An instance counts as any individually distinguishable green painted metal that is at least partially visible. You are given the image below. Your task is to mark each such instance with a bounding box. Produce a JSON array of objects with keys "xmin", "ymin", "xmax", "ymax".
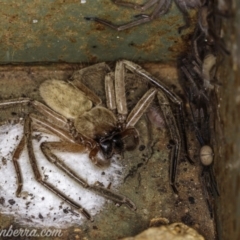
[{"xmin": 0, "ymin": 0, "xmax": 195, "ymax": 63}]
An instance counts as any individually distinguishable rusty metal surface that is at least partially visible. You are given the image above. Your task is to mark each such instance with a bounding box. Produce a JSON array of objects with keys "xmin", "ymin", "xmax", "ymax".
[{"xmin": 0, "ymin": 0, "xmax": 195, "ymax": 63}]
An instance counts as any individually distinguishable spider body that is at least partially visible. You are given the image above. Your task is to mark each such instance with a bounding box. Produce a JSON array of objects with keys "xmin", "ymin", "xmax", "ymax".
[
  {"xmin": 40, "ymin": 79, "xmax": 123, "ymax": 163},
  {"xmin": 0, "ymin": 60, "xmax": 190, "ymax": 220}
]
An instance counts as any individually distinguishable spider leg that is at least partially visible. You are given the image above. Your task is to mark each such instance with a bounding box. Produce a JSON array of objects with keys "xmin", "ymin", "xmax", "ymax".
[
  {"xmin": 188, "ymin": 101, "xmax": 219, "ymax": 217},
  {"xmin": 91, "ymin": 182, "xmax": 136, "ymax": 210},
  {"xmin": 114, "ymin": 61, "xmax": 128, "ymax": 121},
  {"xmin": 176, "ymin": 8, "xmax": 190, "ymax": 33},
  {"xmin": 134, "ymin": 0, "xmax": 172, "ymax": 18},
  {"xmin": 189, "ymin": 103, "xmax": 205, "ymax": 146},
  {"xmin": 112, "ymin": 0, "xmax": 159, "ymax": 11},
  {"xmin": 192, "ymin": 30, "xmax": 204, "ymax": 65},
  {"xmin": 126, "ymin": 88, "xmax": 157, "ymax": 128},
  {"xmin": 116, "ymin": 60, "xmax": 191, "ymax": 193},
  {"xmin": 69, "ymin": 63, "xmax": 112, "ymax": 106},
  {"xmin": 0, "ymin": 98, "xmax": 76, "ymax": 196},
  {"xmin": 181, "ymin": 65, "xmax": 209, "ymax": 102},
  {"xmin": 24, "ymin": 115, "xmax": 92, "ymax": 220},
  {"xmin": 120, "ymin": 60, "xmax": 192, "ymax": 163},
  {"xmin": 41, "ymin": 142, "xmax": 89, "ymax": 188},
  {"xmin": 85, "ymin": 16, "xmax": 152, "ymax": 31},
  {"xmin": 105, "ymin": 72, "xmax": 117, "ymax": 112},
  {"xmin": 201, "ymin": 168, "xmax": 214, "ymax": 218},
  {"xmin": 40, "ymin": 141, "xmax": 136, "ymax": 211},
  {"xmin": 175, "ymin": 0, "xmax": 202, "ymax": 33},
  {"xmin": 0, "ymin": 98, "xmax": 71, "ymax": 131},
  {"xmin": 157, "ymin": 90, "xmax": 181, "ymax": 194},
  {"xmin": 114, "ymin": 61, "xmax": 158, "ymax": 146},
  {"xmin": 12, "ymin": 136, "xmax": 25, "ymax": 197},
  {"xmin": 85, "ymin": 0, "xmax": 169, "ymax": 31},
  {"xmin": 208, "ymin": 166, "xmax": 220, "ymax": 196}
]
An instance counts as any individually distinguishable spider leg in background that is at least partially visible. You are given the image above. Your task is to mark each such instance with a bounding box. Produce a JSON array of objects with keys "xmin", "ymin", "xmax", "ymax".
[
  {"xmin": 112, "ymin": 0, "xmax": 159, "ymax": 11},
  {"xmin": 189, "ymin": 102, "xmax": 220, "ymax": 218},
  {"xmin": 156, "ymin": 90, "xmax": 181, "ymax": 194},
  {"xmin": 85, "ymin": 0, "xmax": 201, "ymax": 32},
  {"xmin": 201, "ymin": 165, "xmax": 220, "ymax": 218},
  {"xmin": 200, "ymin": 168, "xmax": 214, "ymax": 218},
  {"xmin": 180, "ymin": 64, "xmax": 209, "ymax": 102},
  {"xmin": 174, "ymin": 0, "xmax": 190, "ymax": 33},
  {"xmin": 84, "ymin": 0, "xmax": 172, "ymax": 31}
]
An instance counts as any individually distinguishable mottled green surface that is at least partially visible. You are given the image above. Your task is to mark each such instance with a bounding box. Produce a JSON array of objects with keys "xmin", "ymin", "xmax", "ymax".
[{"xmin": 0, "ymin": 0, "xmax": 194, "ymax": 63}]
